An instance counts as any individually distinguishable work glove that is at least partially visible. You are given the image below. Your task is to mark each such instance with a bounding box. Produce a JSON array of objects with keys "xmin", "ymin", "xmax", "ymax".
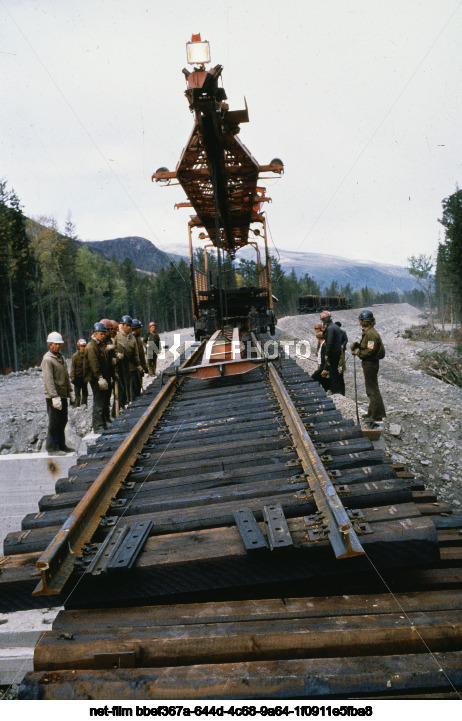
[
  {"xmin": 69, "ymin": 392, "xmax": 76, "ymax": 404},
  {"xmin": 52, "ymin": 397, "xmax": 62, "ymax": 410},
  {"xmin": 137, "ymin": 366, "xmax": 143, "ymax": 374},
  {"xmin": 116, "ymin": 352, "xmax": 124, "ymax": 360},
  {"xmin": 98, "ymin": 377, "xmax": 108, "ymax": 391},
  {"xmin": 350, "ymin": 341, "xmax": 360, "ymax": 351}
]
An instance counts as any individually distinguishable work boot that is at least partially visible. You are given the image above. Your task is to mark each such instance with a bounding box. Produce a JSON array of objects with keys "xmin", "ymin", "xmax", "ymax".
[
  {"xmin": 61, "ymin": 445, "xmax": 75, "ymax": 453},
  {"xmin": 362, "ymin": 417, "xmax": 375, "ymax": 429}
]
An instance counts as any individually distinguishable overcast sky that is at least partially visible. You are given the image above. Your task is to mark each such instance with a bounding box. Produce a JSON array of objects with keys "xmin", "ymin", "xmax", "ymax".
[{"xmin": 1, "ymin": 0, "xmax": 461, "ymax": 267}]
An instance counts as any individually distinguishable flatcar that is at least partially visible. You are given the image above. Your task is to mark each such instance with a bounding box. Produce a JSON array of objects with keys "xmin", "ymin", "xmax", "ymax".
[{"xmin": 297, "ymin": 294, "xmax": 352, "ymax": 314}]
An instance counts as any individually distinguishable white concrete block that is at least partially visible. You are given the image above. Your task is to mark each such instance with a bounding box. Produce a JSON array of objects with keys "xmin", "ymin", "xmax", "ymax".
[
  {"xmin": 0, "ymin": 647, "xmax": 34, "ymax": 685},
  {"xmin": 0, "ymin": 452, "xmax": 76, "ymax": 546},
  {"xmin": 0, "ymin": 607, "xmax": 62, "ymax": 685}
]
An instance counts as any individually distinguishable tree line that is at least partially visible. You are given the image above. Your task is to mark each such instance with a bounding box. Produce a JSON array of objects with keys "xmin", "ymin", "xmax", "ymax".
[
  {"xmin": 0, "ymin": 179, "xmax": 426, "ymax": 373},
  {"xmin": 435, "ymin": 188, "xmax": 462, "ymax": 330},
  {"xmin": 405, "ymin": 188, "xmax": 462, "ymax": 332}
]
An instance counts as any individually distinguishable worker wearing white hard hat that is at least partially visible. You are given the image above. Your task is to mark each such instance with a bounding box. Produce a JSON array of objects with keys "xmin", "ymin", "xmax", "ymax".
[{"xmin": 41, "ymin": 331, "xmax": 75, "ymax": 455}]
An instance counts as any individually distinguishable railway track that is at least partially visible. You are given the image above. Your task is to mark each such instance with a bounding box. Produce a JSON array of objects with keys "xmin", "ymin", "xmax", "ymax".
[{"xmin": 1, "ymin": 336, "xmax": 462, "ymax": 700}]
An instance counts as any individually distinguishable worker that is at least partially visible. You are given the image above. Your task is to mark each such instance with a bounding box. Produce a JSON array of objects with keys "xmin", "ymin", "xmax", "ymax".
[
  {"xmin": 115, "ymin": 315, "xmax": 142, "ymax": 404},
  {"xmin": 106, "ymin": 320, "xmax": 121, "ymax": 417},
  {"xmin": 350, "ymin": 309, "xmax": 386, "ymax": 428},
  {"xmin": 335, "ymin": 321, "xmax": 348, "ymax": 352},
  {"xmin": 335, "ymin": 321, "xmax": 347, "ymax": 396},
  {"xmin": 311, "ymin": 323, "xmax": 330, "ymax": 393},
  {"xmin": 70, "ymin": 338, "xmax": 88, "ymax": 407},
  {"xmin": 84, "ymin": 322, "xmax": 112, "ymax": 433},
  {"xmin": 41, "ymin": 331, "xmax": 75, "ymax": 455},
  {"xmin": 144, "ymin": 321, "xmax": 161, "ymax": 375},
  {"xmin": 100, "ymin": 319, "xmax": 118, "ymax": 424},
  {"xmin": 320, "ymin": 311, "xmax": 344, "ymax": 395},
  {"xmin": 131, "ymin": 319, "xmax": 147, "ymax": 398}
]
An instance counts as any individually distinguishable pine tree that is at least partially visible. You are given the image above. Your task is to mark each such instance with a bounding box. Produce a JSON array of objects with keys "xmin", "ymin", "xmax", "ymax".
[{"xmin": 439, "ymin": 188, "xmax": 462, "ymax": 322}]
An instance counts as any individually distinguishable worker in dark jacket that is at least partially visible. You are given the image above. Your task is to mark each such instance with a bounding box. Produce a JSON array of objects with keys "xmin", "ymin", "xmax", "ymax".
[
  {"xmin": 131, "ymin": 319, "xmax": 147, "ymax": 399},
  {"xmin": 350, "ymin": 309, "xmax": 386, "ymax": 427},
  {"xmin": 84, "ymin": 322, "xmax": 112, "ymax": 433},
  {"xmin": 70, "ymin": 338, "xmax": 88, "ymax": 407},
  {"xmin": 115, "ymin": 315, "xmax": 142, "ymax": 405},
  {"xmin": 335, "ymin": 321, "xmax": 347, "ymax": 396},
  {"xmin": 320, "ymin": 311, "xmax": 344, "ymax": 395},
  {"xmin": 105, "ymin": 320, "xmax": 122, "ymax": 417},
  {"xmin": 100, "ymin": 319, "xmax": 118, "ymax": 423},
  {"xmin": 335, "ymin": 321, "xmax": 348, "ymax": 352},
  {"xmin": 143, "ymin": 321, "xmax": 161, "ymax": 375},
  {"xmin": 311, "ymin": 323, "xmax": 330, "ymax": 393},
  {"xmin": 41, "ymin": 331, "xmax": 75, "ymax": 455}
]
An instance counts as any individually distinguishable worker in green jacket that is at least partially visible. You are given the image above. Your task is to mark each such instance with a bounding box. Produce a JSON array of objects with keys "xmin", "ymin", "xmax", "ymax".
[{"xmin": 350, "ymin": 309, "xmax": 386, "ymax": 428}]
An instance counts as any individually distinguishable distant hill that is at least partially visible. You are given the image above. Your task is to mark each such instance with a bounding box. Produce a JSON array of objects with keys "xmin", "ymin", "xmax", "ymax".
[
  {"xmin": 83, "ymin": 236, "xmax": 183, "ymax": 273},
  {"xmin": 164, "ymin": 242, "xmax": 419, "ymax": 294},
  {"xmin": 27, "ymin": 220, "xmax": 419, "ymax": 293},
  {"xmin": 266, "ymin": 247, "xmax": 419, "ymax": 294}
]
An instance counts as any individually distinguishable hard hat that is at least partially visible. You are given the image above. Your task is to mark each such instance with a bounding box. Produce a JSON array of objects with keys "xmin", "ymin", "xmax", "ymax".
[
  {"xmin": 358, "ymin": 309, "xmax": 375, "ymax": 322},
  {"xmin": 132, "ymin": 318, "xmax": 142, "ymax": 329},
  {"xmin": 93, "ymin": 322, "xmax": 108, "ymax": 332},
  {"xmin": 77, "ymin": 338, "xmax": 87, "ymax": 346},
  {"xmin": 109, "ymin": 320, "xmax": 118, "ymax": 330},
  {"xmin": 149, "ymin": 320, "xmax": 156, "ymax": 326},
  {"xmin": 100, "ymin": 318, "xmax": 112, "ymax": 327},
  {"xmin": 121, "ymin": 315, "xmax": 133, "ymax": 325},
  {"xmin": 47, "ymin": 332, "xmax": 64, "ymax": 344},
  {"xmin": 320, "ymin": 311, "xmax": 331, "ymax": 320}
]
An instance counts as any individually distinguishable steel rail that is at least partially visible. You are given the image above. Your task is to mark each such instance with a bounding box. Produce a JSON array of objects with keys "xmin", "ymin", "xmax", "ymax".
[
  {"xmin": 251, "ymin": 333, "xmax": 364, "ymax": 559},
  {"xmin": 33, "ymin": 342, "xmax": 206, "ymax": 596}
]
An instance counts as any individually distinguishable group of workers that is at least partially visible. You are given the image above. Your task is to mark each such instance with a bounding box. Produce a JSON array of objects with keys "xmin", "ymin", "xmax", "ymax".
[
  {"xmin": 41, "ymin": 307, "xmax": 386, "ymax": 455},
  {"xmin": 311, "ymin": 308, "xmax": 386, "ymax": 429},
  {"xmin": 41, "ymin": 316, "xmax": 160, "ymax": 455}
]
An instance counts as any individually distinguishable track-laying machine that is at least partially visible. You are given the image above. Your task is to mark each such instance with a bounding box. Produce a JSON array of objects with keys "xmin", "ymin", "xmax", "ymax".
[{"xmin": 153, "ymin": 34, "xmax": 283, "ymax": 377}]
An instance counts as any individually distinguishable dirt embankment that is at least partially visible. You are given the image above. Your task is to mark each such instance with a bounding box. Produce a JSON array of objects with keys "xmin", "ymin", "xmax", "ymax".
[{"xmin": 0, "ymin": 307, "xmax": 461, "ymax": 508}]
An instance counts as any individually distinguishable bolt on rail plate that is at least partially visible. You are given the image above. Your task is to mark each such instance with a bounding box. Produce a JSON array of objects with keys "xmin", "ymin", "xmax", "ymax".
[
  {"xmin": 233, "ymin": 509, "xmax": 269, "ymax": 552},
  {"xmin": 263, "ymin": 503, "xmax": 293, "ymax": 550},
  {"xmin": 83, "ymin": 520, "xmax": 153, "ymax": 575}
]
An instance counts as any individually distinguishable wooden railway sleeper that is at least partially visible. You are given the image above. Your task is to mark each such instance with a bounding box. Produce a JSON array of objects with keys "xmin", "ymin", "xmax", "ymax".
[{"xmin": 251, "ymin": 336, "xmax": 365, "ymax": 560}]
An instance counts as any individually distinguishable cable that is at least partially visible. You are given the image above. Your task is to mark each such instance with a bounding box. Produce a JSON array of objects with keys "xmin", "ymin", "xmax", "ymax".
[
  {"xmin": 362, "ymin": 547, "xmax": 462, "ymax": 699},
  {"xmin": 2, "ymin": 2, "xmax": 187, "ymax": 282},
  {"xmin": 295, "ymin": 0, "xmax": 462, "ymax": 252}
]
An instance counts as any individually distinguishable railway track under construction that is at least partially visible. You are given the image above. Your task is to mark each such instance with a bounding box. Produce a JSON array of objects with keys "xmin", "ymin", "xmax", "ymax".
[{"xmin": 1, "ymin": 336, "xmax": 462, "ymax": 700}]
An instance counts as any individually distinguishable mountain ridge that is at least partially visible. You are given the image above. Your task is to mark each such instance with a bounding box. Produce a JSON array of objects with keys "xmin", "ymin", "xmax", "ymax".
[
  {"xmin": 163, "ymin": 241, "xmax": 419, "ymax": 293},
  {"xmin": 81, "ymin": 235, "xmax": 418, "ymax": 293}
]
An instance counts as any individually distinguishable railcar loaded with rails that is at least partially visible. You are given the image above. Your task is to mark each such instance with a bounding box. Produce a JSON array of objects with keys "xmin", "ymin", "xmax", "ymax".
[
  {"xmin": 297, "ymin": 295, "xmax": 352, "ymax": 314},
  {"xmin": 1, "ymin": 36, "xmax": 462, "ymax": 701}
]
